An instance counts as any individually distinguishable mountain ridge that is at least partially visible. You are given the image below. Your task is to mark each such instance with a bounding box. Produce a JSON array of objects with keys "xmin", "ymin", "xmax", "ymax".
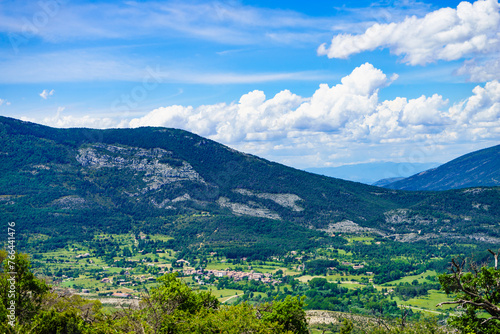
[
  {"xmin": 1, "ymin": 116, "xmax": 499, "ymax": 255},
  {"xmin": 385, "ymin": 144, "xmax": 500, "ymax": 191}
]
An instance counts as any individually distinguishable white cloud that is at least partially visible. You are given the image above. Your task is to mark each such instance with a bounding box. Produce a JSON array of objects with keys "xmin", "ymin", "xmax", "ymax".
[
  {"xmin": 0, "ymin": 0, "xmax": 436, "ymax": 50},
  {"xmin": 127, "ymin": 63, "xmax": 500, "ymax": 166},
  {"xmin": 22, "ymin": 109, "xmax": 123, "ymax": 129},
  {"xmin": 400, "ymin": 94, "xmax": 449, "ymax": 125},
  {"xmin": 0, "ymin": 1, "xmax": 333, "ymax": 46},
  {"xmin": 170, "ymin": 71, "xmax": 330, "ymax": 85},
  {"xmin": 33, "ymin": 64, "xmax": 500, "ymax": 168},
  {"xmin": 318, "ymin": 0, "xmax": 500, "ymax": 66},
  {"xmin": 456, "ymin": 57, "xmax": 500, "ymax": 81},
  {"xmin": 287, "ymin": 63, "xmax": 389, "ymax": 131},
  {"xmin": 0, "ymin": 50, "xmax": 331, "ymax": 84},
  {"xmin": 0, "ymin": 98, "xmax": 10, "ymax": 106},
  {"xmin": 40, "ymin": 89, "xmax": 54, "ymax": 99},
  {"xmin": 129, "ymin": 63, "xmax": 388, "ymax": 139},
  {"xmin": 129, "ymin": 89, "xmax": 306, "ymax": 143},
  {"xmin": 460, "ymin": 80, "xmax": 500, "ymax": 125}
]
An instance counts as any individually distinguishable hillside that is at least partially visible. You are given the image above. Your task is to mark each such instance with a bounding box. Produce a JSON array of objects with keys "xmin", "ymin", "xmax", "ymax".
[
  {"xmin": 385, "ymin": 144, "xmax": 500, "ymax": 191},
  {"xmin": 372, "ymin": 177, "xmax": 405, "ymax": 187},
  {"xmin": 1, "ymin": 116, "xmax": 499, "ymax": 256}
]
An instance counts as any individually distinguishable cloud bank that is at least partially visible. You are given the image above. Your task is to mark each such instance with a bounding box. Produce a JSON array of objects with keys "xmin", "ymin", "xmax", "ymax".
[
  {"xmin": 318, "ymin": 0, "xmax": 500, "ymax": 69},
  {"xmin": 128, "ymin": 63, "xmax": 499, "ymax": 146},
  {"xmin": 31, "ymin": 63, "xmax": 499, "ymax": 166}
]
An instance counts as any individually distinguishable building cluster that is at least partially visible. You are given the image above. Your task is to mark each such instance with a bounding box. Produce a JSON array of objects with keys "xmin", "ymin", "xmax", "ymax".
[
  {"xmin": 342, "ymin": 261, "xmax": 365, "ymax": 269},
  {"xmin": 184, "ymin": 268, "xmax": 279, "ymax": 284}
]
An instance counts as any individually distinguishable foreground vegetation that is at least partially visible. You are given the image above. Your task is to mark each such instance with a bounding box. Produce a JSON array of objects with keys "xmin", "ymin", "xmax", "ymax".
[
  {"xmin": 1, "ymin": 250, "xmax": 499, "ymax": 333},
  {"xmin": 0, "ymin": 252, "xmax": 309, "ymax": 333}
]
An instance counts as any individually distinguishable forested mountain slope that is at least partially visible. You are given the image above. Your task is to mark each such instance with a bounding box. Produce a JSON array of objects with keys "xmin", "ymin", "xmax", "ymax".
[
  {"xmin": 1, "ymin": 116, "xmax": 499, "ymax": 255},
  {"xmin": 385, "ymin": 144, "xmax": 500, "ymax": 191}
]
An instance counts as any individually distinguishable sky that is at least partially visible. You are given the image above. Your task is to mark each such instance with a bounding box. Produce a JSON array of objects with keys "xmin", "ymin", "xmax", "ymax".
[{"xmin": 0, "ymin": 0, "xmax": 499, "ymax": 172}]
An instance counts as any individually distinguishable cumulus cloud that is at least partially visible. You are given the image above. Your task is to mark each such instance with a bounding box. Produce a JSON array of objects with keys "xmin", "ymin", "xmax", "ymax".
[
  {"xmin": 40, "ymin": 89, "xmax": 55, "ymax": 99},
  {"xmin": 129, "ymin": 89, "xmax": 306, "ymax": 143},
  {"xmin": 129, "ymin": 63, "xmax": 388, "ymax": 140},
  {"xmin": 35, "ymin": 63, "xmax": 500, "ymax": 167},
  {"xmin": 400, "ymin": 94, "xmax": 449, "ymax": 125},
  {"xmin": 0, "ymin": 98, "xmax": 10, "ymax": 106},
  {"xmin": 127, "ymin": 63, "xmax": 500, "ymax": 166},
  {"xmin": 456, "ymin": 57, "xmax": 500, "ymax": 81},
  {"xmin": 318, "ymin": 0, "xmax": 500, "ymax": 66},
  {"xmin": 458, "ymin": 80, "xmax": 500, "ymax": 125}
]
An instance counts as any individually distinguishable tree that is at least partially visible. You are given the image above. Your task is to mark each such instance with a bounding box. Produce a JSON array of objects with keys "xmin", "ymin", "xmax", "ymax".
[
  {"xmin": 142, "ymin": 273, "xmax": 308, "ymax": 333},
  {"xmin": 141, "ymin": 272, "xmax": 220, "ymax": 333},
  {"xmin": 339, "ymin": 319, "xmax": 354, "ymax": 334},
  {"xmin": 259, "ymin": 296, "xmax": 309, "ymax": 334},
  {"xmin": 0, "ymin": 257, "xmax": 309, "ymax": 334},
  {"xmin": 438, "ymin": 251, "xmax": 500, "ymax": 333},
  {"xmin": 0, "ymin": 251, "xmax": 50, "ymax": 328}
]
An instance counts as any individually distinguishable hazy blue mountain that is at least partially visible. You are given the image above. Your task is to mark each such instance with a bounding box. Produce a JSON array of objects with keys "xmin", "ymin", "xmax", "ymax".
[
  {"xmin": 385, "ymin": 145, "xmax": 500, "ymax": 191},
  {"xmin": 372, "ymin": 177, "xmax": 405, "ymax": 187},
  {"xmin": 305, "ymin": 162, "xmax": 439, "ymax": 185}
]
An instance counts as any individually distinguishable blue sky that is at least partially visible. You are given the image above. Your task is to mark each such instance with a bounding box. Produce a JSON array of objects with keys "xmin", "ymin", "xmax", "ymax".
[{"xmin": 0, "ymin": 0, "xmax": 499, "ymax": 171}]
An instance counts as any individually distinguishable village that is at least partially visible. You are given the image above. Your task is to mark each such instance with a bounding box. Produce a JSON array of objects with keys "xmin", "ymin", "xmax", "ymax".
[{"xmin": 183, "ymin": 267, "xmax": 279, "ymax": 285}]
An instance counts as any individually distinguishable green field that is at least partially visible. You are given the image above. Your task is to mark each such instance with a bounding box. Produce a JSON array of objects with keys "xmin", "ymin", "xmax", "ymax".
[
  {"xmin": 326, "ymin": 273, "xmax": 373, "ymax": 282},
  {"xmin": 394, "ymin": 290, "xmax": 455, "ymax": 312},
  {"xmin": 383, "ymin": 270, "xmax": 438, "ymax": 286},
  {"xmin": 347, "ymin": 236, "xmax": 375, "ymax": 244},
  {"xmin": 339, "ymin": 282, "xmax": 367, "ymax": 290},
  {"xmin": 216, "ymin": 289, "xmax": 244, "ymax": 303}
]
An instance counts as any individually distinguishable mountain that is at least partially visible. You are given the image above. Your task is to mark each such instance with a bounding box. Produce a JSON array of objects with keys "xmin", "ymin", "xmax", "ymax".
[
  {"xmin": 1, "ymin": 116, "xmax": 499, "ymax": 256},
  {"xmin": 372, "ymin": 177, "xmax": 405, "ymax": 187},
  {"xmin": 305, "ymin": 162, "xmax": 439, "ymax": 185},
  {"xmin": 385, "ymin": 145, "xmax": 500, "ymax": 191}
]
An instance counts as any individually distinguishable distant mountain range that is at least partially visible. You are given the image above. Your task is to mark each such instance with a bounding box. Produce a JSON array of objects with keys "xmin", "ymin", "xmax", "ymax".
[
  {"xmin": 384, "ymin": 145, "xmax": 500, "ymax": 191},
  {"xmin": 1, "ymin": 116, "xmax": 499, "ymax": 255},
  {"xmin": 372, "ymin": 177, "xmax": 405, "ymax": 187},
  {"xmin": 305, "ymin": 162, "xmax": 439, "ymax": 185}
]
